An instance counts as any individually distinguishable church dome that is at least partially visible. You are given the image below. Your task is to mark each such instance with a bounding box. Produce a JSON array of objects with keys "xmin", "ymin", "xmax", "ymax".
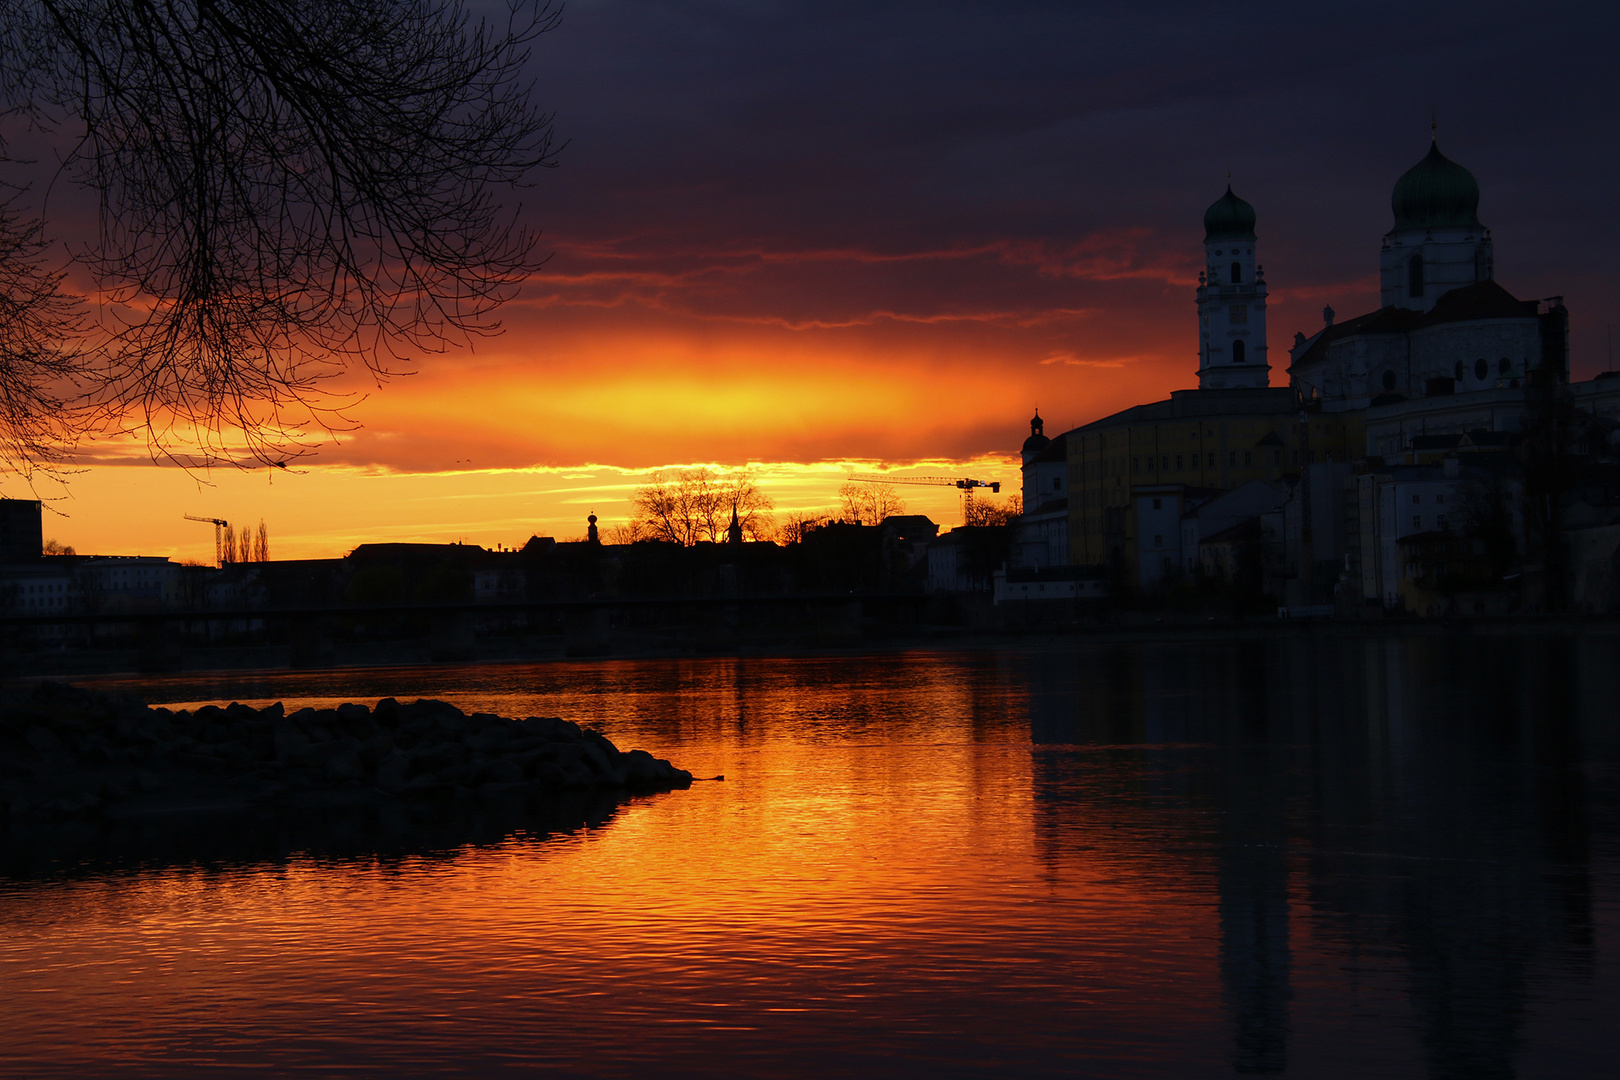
[
  {"xmin": 1203, "ymin": 186, "xmax": 1256, "ymax": 241},
  {"xmin": 1022, "ymin": 411, "xmax": 1049, "ymax": 455},
  {"xmin": 1391, "ymin": 141, "xmax": 1482, "ymax": 232}
]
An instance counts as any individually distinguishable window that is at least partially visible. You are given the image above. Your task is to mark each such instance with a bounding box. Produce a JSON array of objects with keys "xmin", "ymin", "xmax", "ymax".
[
  {"xmin": 1229, "ymin": 451, "xmax": 1236, "ymax": 466},
  {"xmin": 1053, "ymin": 478, "xmax": 1061, "ymax": 491},
  {"xmin": 1499, "ymin": 357, "xmax": 1511, "ymax": 375},
  {"xmin": 1272, "ymin": 450, "xmax": 1281, "ymax": 464},
  {"xmin": 1153, "ymin": 535, "xmax": 1163, "ymax": 547},
  {"xmin": 1412, "ymin": 494, "xmax": 1421, "ymax": 504},
  {"xmin": 1230, "ymin": 261, "xmax": 1242, "ymax": 283},
  {"xmin": 1475, "ymin": 357, "xmax": 1488, "ymax": 380},
  {"xmin": 1244, "ymin": 450, "xmax": 1253, "ymax": 465},
  {"xmin": 1229, "ymin": 305, "xmax": 1248, "ymax": 325},
  {"xmin": 1454, "ymin": 360, "xmax": 1463, "ymax": 380},
  {"xmin": 1409, "ymin": 252, "xmax": 1424, "ymax": 298},
  {"xmin": 1162, "ymin": 456, "xmax": 1169, "ymax": 469},
  {"xmin": 1175, "ymin": 455, "xmax": 1183, "ymax": 470},
  {"xmin": 1208, "ymin": 453, "xmax": 1216, "ymax": 467},
  {"xmin": 1381, "ymin": 369, "xmax": 1397, "ymax": 392},
  {"xmin": 1152, "ymin": 498, "xmax": 1162, "ymax": 510},
  {"xmin": 1233, "ymin": 340, "xmax": 1246, "ymax": 363},
  {"xmin": 1438, "ymin": 515, "xmax": 1449, "ymax": 531},
  {"xmin": 1413, "ymin": 516, "xmax": 1421, "ymax": 530},
  {"xmin": 1132, "ymin": 457, "xmax": 1139, "ymax": 472},
  {"xmin": 1436, "ymin": 494, "xmax": 1445, "ymax": 504}
]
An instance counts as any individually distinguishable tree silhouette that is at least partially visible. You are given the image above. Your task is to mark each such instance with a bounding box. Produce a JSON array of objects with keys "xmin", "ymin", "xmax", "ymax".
[
  {"xmin": 632, "ymin": 468, "xmax": 774, "ymax": 546},
  {"xmin": 837, "ymin": 481, "xmax": 905, "ymax": 525},
  {"xmin": 965, "ymin": 493, "xmax": 1021, "ymax": 527},
  {"xmin": 0, "ymin": 0, "xmax": 558, "ymax": 472}
]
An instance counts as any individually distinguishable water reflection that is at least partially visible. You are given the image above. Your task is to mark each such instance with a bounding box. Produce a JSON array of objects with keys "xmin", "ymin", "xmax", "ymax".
[
  {"xmin": 4, "ymin": 636, "xmax": 1615, "ymax": 1077},
  {"xmin": 1011, "ymin": 634, "xmax": 1611, "ymax": 1078}
]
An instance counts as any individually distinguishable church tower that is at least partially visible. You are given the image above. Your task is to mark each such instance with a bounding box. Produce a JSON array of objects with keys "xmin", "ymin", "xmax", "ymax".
[
  {"xmin": 1379, "ymin": 137, "xmax": 1492, "ymax": 312},
  {"xmin": 1196, "ymin": 186, "xmax": 1269, "ymax": 390}
]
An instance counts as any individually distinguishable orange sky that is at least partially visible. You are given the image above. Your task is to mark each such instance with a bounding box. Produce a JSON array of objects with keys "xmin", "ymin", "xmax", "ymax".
[{"xmin": 17, "ymin": 3, "xmax": 1618, "ymax": 562}]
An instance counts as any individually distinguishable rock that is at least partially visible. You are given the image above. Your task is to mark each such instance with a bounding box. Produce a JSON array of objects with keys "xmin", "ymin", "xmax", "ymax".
[
  {"xmin": 0, "ymin": 682, "xmax": 693, "ymax": 819},
  {"xmin": 376, "ymin": 750, "xmax": 410, "ymax": 793},
  {"xmin": 23, "ymin": 726, "xmax": 65, "ymax": 755},
  {"xmin": 335, "ymin": 703, "xmax": 377, "ymax": 740},
  {"xmin": 410, "ymin": 741, "xmax": 466, "ymax": 777},
  {"xmin": 529, "ymin": 760, "xmax": 567, "ymax": 789},
  {"xmin": 374, "ymin": 698, "xmax": 402, "ymax": 727},
  {"xmin": 583, "ymin": 728, "xmax": 621, "ymax": 757},
  {"xmin": 273, "ymin": 722, "xmax": 309, "ymax": 762},
  {"xmin": 325, "ymin": 751, "xmax": 365, "ymax": 783},
  {"xmin": 357, "ymin": 734, "xmax": 396, "ymax": 769},
  {"xmin": 577, "ymin": 741, "xmax": 614, "ymax": 778},
  {"xmin": 487, "ymin": 757, "xmax": 524, "ymax": 785}
]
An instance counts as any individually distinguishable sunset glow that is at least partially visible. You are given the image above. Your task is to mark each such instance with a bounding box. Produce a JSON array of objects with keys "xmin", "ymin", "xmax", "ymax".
[{"xmin": 14, "ymin": 0, "xmax": 1618, "ymax": 565}]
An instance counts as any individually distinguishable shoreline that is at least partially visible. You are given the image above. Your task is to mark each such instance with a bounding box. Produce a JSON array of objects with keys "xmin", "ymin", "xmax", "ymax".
[{"xmin": 6, "ymin": 610, "xmax": 1620, "ymax": 685}]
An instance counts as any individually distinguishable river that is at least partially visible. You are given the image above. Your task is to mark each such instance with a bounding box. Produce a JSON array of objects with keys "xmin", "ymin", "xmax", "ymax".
[{"xmin": 2, "ymin": 633, "xmax": 1615, "ymax": 1077}]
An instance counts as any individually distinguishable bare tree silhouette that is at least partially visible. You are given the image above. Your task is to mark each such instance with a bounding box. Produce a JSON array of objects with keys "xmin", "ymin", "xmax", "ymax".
[
  {"xmin": 0, "ymin": 0, "xmax": 558, "ymax": 471},
  {"xmin": 837, "ymin": 481, "xmax": 905, "ymax": 525},
  {"xmin": 632, "ymin": 468, "xmax": 774, "ymax": 546}
]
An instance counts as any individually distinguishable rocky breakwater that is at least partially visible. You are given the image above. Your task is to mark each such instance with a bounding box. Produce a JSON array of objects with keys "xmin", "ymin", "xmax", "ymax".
[{"xmin": 1, "ymin": 681, "xmax": 692, "ymax": 822}]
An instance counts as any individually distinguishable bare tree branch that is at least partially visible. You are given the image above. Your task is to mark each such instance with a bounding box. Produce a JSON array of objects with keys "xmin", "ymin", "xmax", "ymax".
[{"xmin": 0, "ymin": 0, "xmax": 558, "ymax": 469}]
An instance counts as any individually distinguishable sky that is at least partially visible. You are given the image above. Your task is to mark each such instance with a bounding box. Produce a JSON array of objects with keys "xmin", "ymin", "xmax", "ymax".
[{"xmin": 23, "ymin": 0, "xmax": 1620, "ymax": 561}]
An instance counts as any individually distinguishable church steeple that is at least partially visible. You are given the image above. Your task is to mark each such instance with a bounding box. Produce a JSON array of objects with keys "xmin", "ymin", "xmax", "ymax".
[
  {"xmin": 1379, "ymin": 138, "xmax": 1492, "ymax": 311},
  {"xmin": 1196, "ymin": 185, "xmax": 1269, "ymax": 390},
  {"xmin": 1021, "ymin": 409, "xmax": 1051, "ymax": 465}
]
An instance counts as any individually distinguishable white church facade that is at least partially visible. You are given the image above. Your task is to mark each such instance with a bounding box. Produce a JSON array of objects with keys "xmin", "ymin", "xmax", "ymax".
[{"xmin": 1014, "ymin": 135, "xmax": 1620, "ymax": 611}]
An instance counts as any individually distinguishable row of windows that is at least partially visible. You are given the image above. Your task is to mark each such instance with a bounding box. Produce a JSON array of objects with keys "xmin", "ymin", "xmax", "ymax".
[
  {"xmin": 1381, "ymin": 357, "xmax": 1520, "ymax": 391},
  {"xmin": 1456, "ymin": 358, "xmax": 1516, "ymax": 380},
  {"xmin": 1127, "ymin": 450, "xmax": 1269, "ymax": 472}
]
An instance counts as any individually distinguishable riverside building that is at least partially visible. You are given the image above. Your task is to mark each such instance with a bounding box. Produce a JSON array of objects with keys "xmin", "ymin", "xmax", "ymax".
[{"xmin": 1026, "ymin": 136, "xmax": 1620, "ymax": 610}]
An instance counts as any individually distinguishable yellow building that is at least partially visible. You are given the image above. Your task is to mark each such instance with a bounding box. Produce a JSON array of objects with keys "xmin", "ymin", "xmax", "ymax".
[{"xmin": 1067, "ymin": 387, "xmax": 1363, "ymax": 585}]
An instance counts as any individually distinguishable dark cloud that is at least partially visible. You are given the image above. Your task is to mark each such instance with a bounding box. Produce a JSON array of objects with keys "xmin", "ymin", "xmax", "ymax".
[{"xmin": 522, "ymin": 1, "xmax": 1620, "ymax": 381}]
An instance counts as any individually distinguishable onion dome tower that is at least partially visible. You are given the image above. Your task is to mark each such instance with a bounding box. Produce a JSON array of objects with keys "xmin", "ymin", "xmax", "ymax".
[
  {"xmin": 1195, "ymin": 185, "xmax": 1269, "ymax": 390},
  {"xmin": 1380, "ymin": 136, "xmax": 1492, "ymax": 311},
  {"xmin": 1021, "ymin": 410, "xmax": 1050, "ymax": 465}
]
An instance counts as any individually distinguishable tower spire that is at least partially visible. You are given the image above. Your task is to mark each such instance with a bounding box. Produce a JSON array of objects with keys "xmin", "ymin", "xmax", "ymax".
[{"xmin": 1197, "ymin": 185, "xmax": 1269, "ymax": 390}]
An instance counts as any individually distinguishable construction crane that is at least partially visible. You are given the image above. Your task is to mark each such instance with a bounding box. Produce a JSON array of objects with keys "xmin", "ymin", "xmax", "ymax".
[
  {"xmin": 183, "ymin": 514, "xmax": 229, "ymax": 567},
  {"xmin": 846, "ymin": 473, "xmax": 1003, "ymax": 524}
]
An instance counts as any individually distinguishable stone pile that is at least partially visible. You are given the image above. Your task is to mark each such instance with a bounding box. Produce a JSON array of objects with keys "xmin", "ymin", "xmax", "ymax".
[{"xmin": 0, "ymin": 682, "xmax": 692, "ymax": 821}]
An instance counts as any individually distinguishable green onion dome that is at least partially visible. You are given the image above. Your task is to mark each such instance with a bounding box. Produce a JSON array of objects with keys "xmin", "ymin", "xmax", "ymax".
[
  {"xmin": 1203, "ymin": 186, "xmax": 1257, "ymax": 241},
  {"xmin": 1391, "ymin": 141, "xmax": 1482, "ymax": 232}
]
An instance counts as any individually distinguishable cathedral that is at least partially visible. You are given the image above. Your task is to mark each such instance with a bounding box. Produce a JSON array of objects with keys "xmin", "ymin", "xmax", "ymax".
[{"xmin": 1010, "ymin": 135, "xmax": 1620, "ymax": 609}]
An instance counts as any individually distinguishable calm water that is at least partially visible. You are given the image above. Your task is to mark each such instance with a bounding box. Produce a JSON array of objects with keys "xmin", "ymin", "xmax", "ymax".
[{"xmin": 2, "ymin": 635, "xmax": 1616, "ymax": 1078}]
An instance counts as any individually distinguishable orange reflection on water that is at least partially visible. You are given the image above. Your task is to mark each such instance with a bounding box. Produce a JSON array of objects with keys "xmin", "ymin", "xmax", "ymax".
[{"xmin": 1, "ymin": 654, "xmax": 1232, "ymax": 1077}]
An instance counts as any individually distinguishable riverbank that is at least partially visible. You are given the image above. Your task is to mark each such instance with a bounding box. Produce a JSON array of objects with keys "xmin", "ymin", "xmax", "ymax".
[
  {"xmin": 0, "ymin": 682, "xmax": 693, "ymax": 831},
  {"xmin": 8, "ymin": 608, "xmax": 1620, "ymax": 682}
]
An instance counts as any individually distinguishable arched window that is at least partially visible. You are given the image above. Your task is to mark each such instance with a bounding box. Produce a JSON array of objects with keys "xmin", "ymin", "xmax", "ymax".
[
  {"xmin": 1230, "ymin": 261, "xmax": 1242, "ymax": 284},
  {"xmin": 1409, "ymin": 253, "xmax": 1425, "ymax": 298},
  {"xmin": 1454, "ymin": 360, "xmax": 1463, "ymax": 380},
  {"xmin": 1475, "ymin": 357, "xmax": 1488, "ymax": 380},
  {"xmin": 1499, "ymin": 357, "xmax": 1511, "ymax": 375},
  {"xmin": 1381, "ymin": 369, "xmax": 1397, "ymax": 392},
  {"xmin": 1233, "ymin": 340, "xmax": 1246, "ymax": 363}
]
